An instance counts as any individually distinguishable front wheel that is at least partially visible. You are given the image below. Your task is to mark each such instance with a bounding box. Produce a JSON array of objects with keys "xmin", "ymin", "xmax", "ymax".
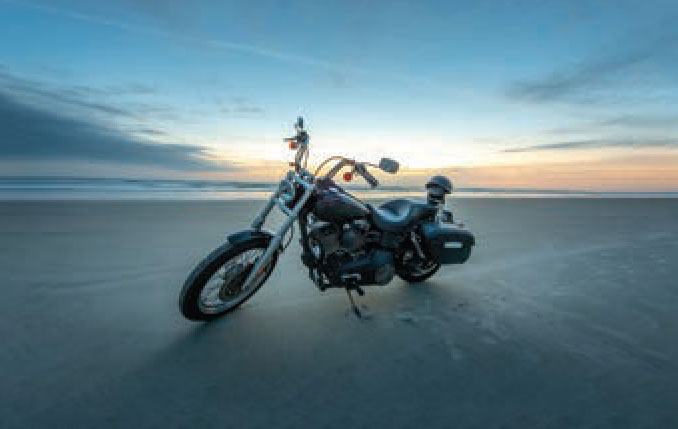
[{"xmin": 179, "ymin": 238, "xmax": 277, "ymax": 321}]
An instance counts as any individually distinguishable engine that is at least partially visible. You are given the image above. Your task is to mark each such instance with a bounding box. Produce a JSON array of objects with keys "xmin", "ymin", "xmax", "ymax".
[{"xmin": 308, "ymin": 219, "xmax": 395, "ymax": 287}]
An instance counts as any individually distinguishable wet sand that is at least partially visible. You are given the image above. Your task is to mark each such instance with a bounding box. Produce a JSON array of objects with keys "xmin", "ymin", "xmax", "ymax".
[{"xmin": 1, "ymin": 198, "xmax": 677, "ymax": 428}]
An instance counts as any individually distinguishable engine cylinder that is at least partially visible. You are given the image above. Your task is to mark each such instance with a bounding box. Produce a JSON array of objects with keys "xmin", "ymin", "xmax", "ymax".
[
  {"xmin": 341, "ymin": 225, "xmax": 364, "ymax": 251},
  {"xmin": 339, "ymin": 249, "xmax": 395, "ymax": 286}
]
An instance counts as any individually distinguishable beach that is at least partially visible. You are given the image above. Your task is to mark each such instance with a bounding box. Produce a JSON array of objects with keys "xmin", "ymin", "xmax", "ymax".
[{"xmin": 1, "ymin": 198, "xmax": 677, "ymax": 428}]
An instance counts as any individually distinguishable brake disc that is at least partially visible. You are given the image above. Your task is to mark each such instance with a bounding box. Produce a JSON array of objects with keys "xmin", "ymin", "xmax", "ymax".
[{"xmin": 218, "ymin": 263, "xmax": 249, "ymax": 300}]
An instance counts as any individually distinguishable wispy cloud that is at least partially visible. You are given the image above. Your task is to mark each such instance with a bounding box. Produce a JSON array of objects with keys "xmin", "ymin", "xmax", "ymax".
[
  {"xmin": 2, "ymin": 0, "xmax": 482, "ymax": 100},
  {"xmin": 136, "ymin": 128, "xmax": 167, "ymax": 136},
  {"xmin": 597, "ymin": 114, "xmax": 678, "ymax": 129},
  {"xmin": 0, "ymin": 68, "xmax": 185, "ymax": 125},
  {"xmin": 504, "ymin": 27, "xmax": 678, "ymax": 156},
  {"xmin": 0, "ymin": 86, "xmax": 233, "ymax": 171},
  {"xmin": 507, "ymin": 30, "xmax": 678, "ymax": 103},
  {"xmin": 0, "ymin": 69, "xmax": 135, "ymax": 117},
  {"xmin": 501, "ymin": 137, "xmax": 678, "ymax": 153},
  {"xmin": 61, "ymin": 83, "xmax": 157, "ymax": 97},
  {"xmin": 447, "ymin": 154, "xmax": 678, "ymax": 191},
  {"xmin": 548, "ymin": 114, "xmax": 678, "ymax": 135},
  {"xmin": 216, "ymin": 97, "xmax": 266, "ymax": 117},
  {"xmin": 232, "ymin": 106, "xmax": 265, "ymax": 115},
  {"xmin": 4, "ymin": 0, "xmax": 364, "ymax": 73}
]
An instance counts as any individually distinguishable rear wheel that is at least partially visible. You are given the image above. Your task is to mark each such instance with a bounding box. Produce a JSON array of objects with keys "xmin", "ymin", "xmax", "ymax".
[
  {"xmin": 396, "ymin": 259, "xmax": 440, "ymax": 283},
  {"xmin": 179, "ymin": 238, "xmax": 277, "ymax": 321}
]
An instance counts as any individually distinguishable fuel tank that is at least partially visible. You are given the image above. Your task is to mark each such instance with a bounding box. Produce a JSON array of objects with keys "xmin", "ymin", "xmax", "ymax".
[{"xmin": 313, "ymin": 178, "xmax": 370, "ymax": 223}]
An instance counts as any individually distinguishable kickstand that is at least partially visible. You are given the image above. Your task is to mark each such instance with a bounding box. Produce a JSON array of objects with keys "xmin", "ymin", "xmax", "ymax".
[{"xmin": 345, "ymin": 288, "xmax": 362, "ymax": 318}]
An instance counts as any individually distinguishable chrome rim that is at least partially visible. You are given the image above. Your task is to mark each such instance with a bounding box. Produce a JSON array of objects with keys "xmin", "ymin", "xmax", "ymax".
[
  {"xmin": 410, "ymin": 260, "xmax": 438, "ymax": 277},
  {"xmin": 198, "ymin": 247, "xmax": 271, "ymax": 314}
]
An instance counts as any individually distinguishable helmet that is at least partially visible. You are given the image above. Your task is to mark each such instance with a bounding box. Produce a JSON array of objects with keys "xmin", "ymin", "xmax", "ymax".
[{"xmin": 425, "ymin": 175, "xmax": 452, "ymax": 194}]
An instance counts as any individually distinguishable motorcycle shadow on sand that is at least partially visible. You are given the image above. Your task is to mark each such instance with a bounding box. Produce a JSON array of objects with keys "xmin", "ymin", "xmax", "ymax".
[
  {"xmin": 166, "ymin": 274, "xmax": 478, "ymax": 361},
  {"xmin": 83, "ymin": 277, "xmax": 498, "ymax": 427}
]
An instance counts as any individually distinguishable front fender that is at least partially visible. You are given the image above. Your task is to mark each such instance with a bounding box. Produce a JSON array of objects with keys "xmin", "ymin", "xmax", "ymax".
[{"xmin": 227, "ymin": 228, "xmax": 276, "ymax": 247}]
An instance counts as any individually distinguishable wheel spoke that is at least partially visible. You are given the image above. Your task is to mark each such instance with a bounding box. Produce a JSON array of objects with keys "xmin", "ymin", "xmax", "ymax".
[{"xmin": 198, "ymin": 247, "xmax": 269, "ymax": 313}]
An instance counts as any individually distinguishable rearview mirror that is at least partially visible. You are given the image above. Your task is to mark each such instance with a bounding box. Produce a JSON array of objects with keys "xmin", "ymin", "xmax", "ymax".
[{"xmin": 379, "ymin": 157, "xmax": 399, "ymax": 174}]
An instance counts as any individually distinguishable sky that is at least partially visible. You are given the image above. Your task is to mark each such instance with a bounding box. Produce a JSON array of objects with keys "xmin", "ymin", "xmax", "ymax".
[{"xmin": 1, "ymin": 0, "xmax": 677, "ymax": 191}]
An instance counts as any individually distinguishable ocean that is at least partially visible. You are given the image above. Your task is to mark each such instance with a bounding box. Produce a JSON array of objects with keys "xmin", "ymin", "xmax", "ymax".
[{"xmin": 0, "ymin": 177, "xmax": 675, "ymax": 200}]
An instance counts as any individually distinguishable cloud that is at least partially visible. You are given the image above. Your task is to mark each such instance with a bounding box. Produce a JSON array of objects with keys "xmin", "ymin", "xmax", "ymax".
[
  {"xmin": 449, "ymin": 154, "xmax": 678, "ymax": 192},
  {"xmin": 6, "ymin": 0, "xmax": 480, "ymax": 100},
  {"xmin": 0, "ymin": 90, "xmax": 233, "ymax": 172},
  {"xmin": 216, "ymin": 97, "xmax": 266, "ymax": 116},
  {"xmin": 597, "ymin": 114, "xmax": 678, "ymax": 129},
  {"xmin": 507, "ymin": 31, "xmax": 678, "ymax": 103},
  {"xmin": 0, "ymin": 69, "xmax": 179, "ymax": 123},
  {"xmin": 2, "ymin": 68, "xmax": 262, "ymax": 123},
  {"xmin": 62, "ymin": 83, "xmax": 157, "ymax": 97},
  {"xmin": 232, "ymin": 105, "xmax": 265, "ymax": 115},
  {"xmin": 548, "ymin": 114, "xmax": 678, "ymax": 135},
  {"xmin": 501, "ymin": 137, "xmax": 678, "ymax": 153},
  {"xmin": 10, "ymin": 0, "xmax": 349, "ymax": 72},
  {"xmin": 136, "ymin": 128, "xmax": 167, "ymax": 136},
  {"xmin": 0, "ymin": 69, "xmax": 140, "ymax": 117},
  {"xmin": 1, "ymin": 74, "xmax": 133, "ymax": 117}
]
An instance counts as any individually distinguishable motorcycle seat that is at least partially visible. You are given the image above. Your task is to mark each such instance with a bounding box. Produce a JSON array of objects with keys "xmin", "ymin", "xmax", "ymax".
[{"xmin": 368, "ymin": 199, "xmax": 437, "ymax": 232}]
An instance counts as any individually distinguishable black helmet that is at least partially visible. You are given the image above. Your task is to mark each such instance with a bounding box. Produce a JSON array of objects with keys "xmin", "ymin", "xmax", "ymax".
[{"xmin": 426, "ymin": 175, "xmax": 452, "ymax": 194}]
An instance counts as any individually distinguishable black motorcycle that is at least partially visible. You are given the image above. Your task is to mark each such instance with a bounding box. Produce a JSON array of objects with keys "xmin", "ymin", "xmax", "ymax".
[{"xmin": 179, "ymin": 117, "xmax": 475, "ymax": 320}]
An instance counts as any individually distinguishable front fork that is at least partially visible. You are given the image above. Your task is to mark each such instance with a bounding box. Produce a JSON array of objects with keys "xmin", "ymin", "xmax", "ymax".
[{"xmin": 240, "ymin": 173, "xmax": 315, "ymax": 290}]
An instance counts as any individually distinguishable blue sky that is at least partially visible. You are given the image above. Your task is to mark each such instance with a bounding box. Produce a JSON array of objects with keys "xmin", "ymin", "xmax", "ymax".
[{"xmin": 1, "ymin": 0, "xmax": 677, "ymax": 190}]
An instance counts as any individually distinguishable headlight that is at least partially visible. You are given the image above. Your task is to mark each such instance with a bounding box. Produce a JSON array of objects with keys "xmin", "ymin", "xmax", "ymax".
[{"xmin": 278, "ymin": 179, "xmax": 295, "ymax": 203}]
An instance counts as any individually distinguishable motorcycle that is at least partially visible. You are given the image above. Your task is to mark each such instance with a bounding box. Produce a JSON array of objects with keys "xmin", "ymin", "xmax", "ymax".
[{"xmin": 179, "ymin": 117, "xmax": 475, "ymax": 320}]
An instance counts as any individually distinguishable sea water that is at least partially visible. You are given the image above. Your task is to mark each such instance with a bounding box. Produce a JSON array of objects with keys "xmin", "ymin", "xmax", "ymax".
[{"xmin": 1, "ymin": 177, "xmax": 675, "ymax": 200}]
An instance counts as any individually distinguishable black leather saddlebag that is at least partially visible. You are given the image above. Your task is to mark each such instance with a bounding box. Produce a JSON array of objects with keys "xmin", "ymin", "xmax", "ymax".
[{"xmin": 420, "ymin": 222, "xmax": 475, "ymax": 264}]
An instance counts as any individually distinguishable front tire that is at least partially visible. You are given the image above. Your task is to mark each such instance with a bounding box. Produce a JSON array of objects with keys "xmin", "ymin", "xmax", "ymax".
[{"xmin": 179, "ymin": 238, "xmax": 277, "ymax": 321}]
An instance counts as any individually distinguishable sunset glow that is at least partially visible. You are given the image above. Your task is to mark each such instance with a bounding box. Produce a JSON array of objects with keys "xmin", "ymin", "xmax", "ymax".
[{"xmin": 1, "ymin": 0, "xmax": 677, "ymax": 191}]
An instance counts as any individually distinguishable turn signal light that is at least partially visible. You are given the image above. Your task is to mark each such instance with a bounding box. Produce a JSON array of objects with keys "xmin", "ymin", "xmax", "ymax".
[{"xmin": 343, "ymin": 172, "xmax": 353, "ymax": 181}]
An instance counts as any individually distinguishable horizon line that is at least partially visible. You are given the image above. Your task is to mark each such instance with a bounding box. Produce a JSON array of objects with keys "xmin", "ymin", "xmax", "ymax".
[{"xmin": 1, "ymin": 176, "xmax": 677, "ymax": 194}]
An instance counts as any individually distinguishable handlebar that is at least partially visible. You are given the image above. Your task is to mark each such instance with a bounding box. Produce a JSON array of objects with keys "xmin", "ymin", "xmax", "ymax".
[
  {"xmin": 284, "ymin": 116, "xmax": 389, "ymax": 188},
  {"xmin": 354, "ymin": 163, "xmax": 379, "ymax": 188},
  {"xmin": 314, "ymin": 157, "xmax": 380, "ymax": 188}
]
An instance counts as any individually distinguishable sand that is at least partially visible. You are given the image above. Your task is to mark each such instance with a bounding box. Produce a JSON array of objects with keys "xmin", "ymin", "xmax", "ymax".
[{"xmin": 1, "ymin": 198, "xmax": 677, "ymax": 428}]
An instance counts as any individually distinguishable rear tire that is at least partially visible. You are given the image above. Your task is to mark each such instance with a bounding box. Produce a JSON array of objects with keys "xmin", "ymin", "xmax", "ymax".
[
  {"xmin": 179, "ymin": 238, "xmax": 277, "ymax": 321},
  {"xmin": 396, "ymin": 261, "xmax": 440, "ymax": 283}
]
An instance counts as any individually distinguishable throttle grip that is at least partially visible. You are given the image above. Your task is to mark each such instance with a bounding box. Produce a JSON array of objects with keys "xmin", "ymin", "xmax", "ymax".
[{"xmin": 356, "ymin": 164, "xmax": 379, "ymax": 188}]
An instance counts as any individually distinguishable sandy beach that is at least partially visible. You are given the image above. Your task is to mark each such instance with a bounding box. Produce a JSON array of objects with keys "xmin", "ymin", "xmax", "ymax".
[{"xmin": 1, "ymin": 198, "xmax": 677, "ymax": 428}]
